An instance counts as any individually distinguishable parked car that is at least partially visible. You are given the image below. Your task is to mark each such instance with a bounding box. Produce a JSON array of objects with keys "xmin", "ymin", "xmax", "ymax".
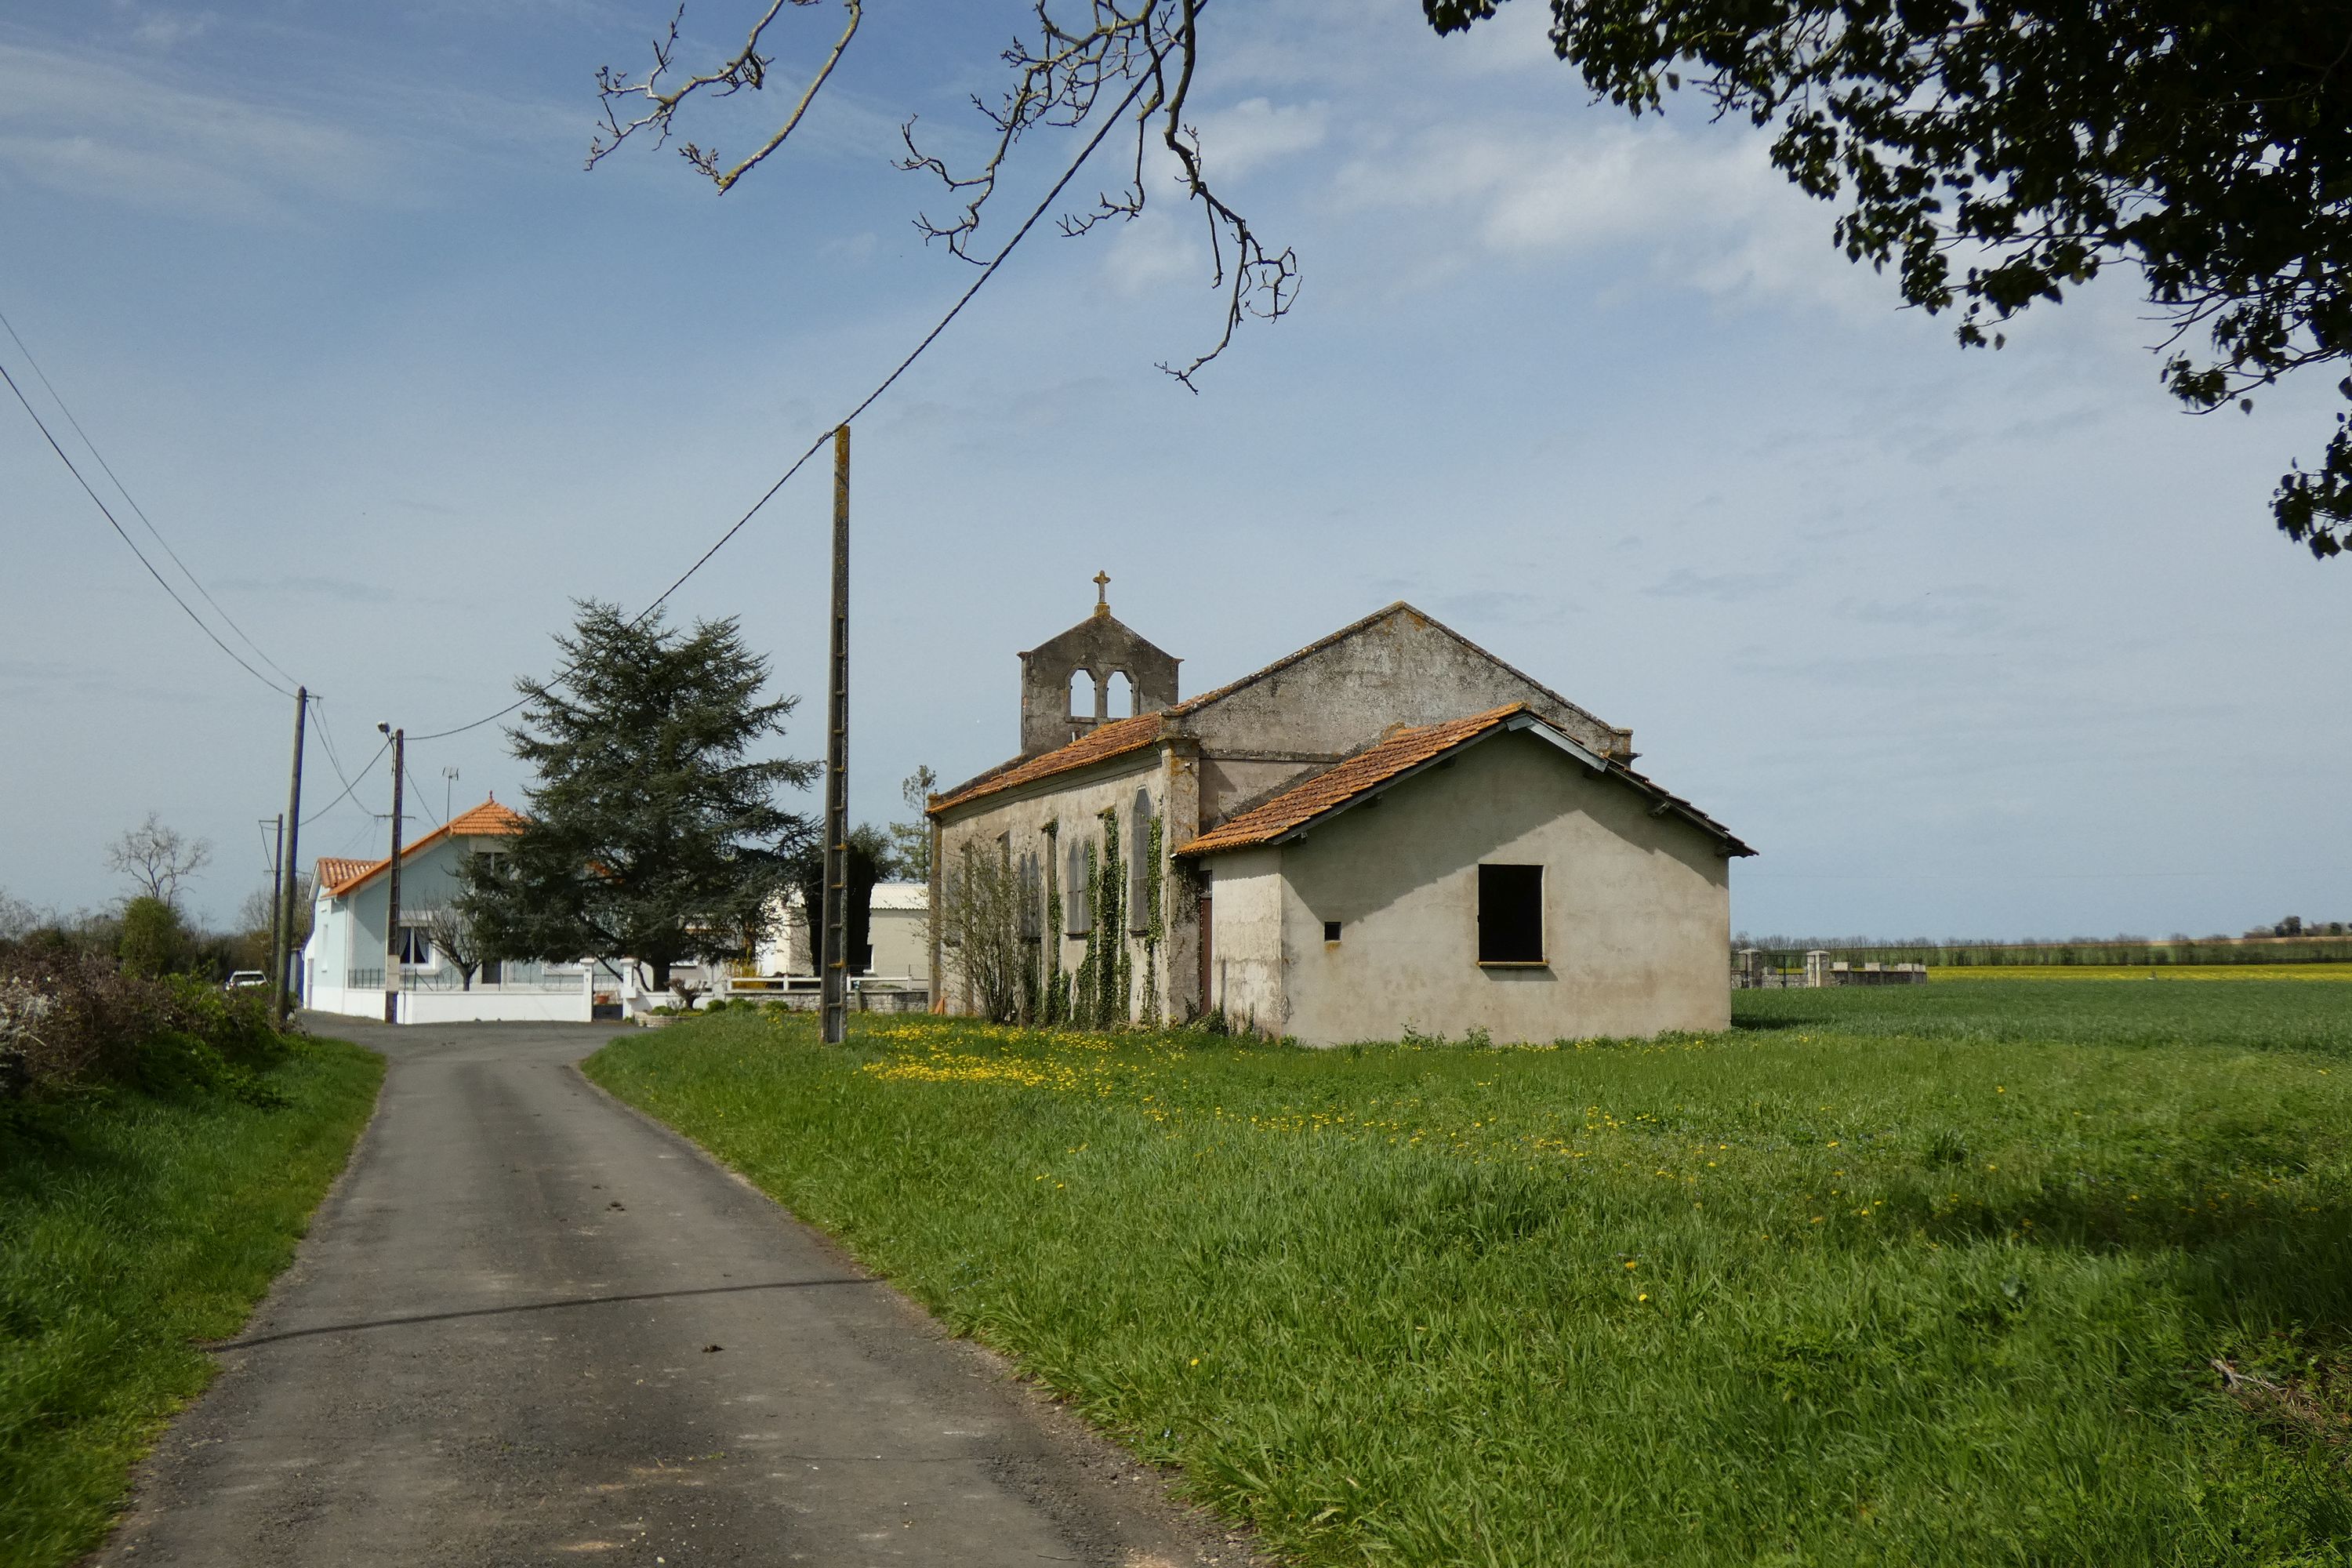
[{"xmin": 223, "ymin": 971, "xmax": 269, "ymax": 993}]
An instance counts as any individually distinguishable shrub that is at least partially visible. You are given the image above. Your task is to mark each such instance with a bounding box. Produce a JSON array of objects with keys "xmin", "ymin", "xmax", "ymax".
[
  {"xmin": 0, "ymin": 948, "xmax": 165, "ymax": 1094},
  {"xmin": 0, "ymin": 946, "xmax": 297, "ymax": 1103},
  {"xmin": 116, "ymin": 897, "xmax": 187, "ymax": 979}
]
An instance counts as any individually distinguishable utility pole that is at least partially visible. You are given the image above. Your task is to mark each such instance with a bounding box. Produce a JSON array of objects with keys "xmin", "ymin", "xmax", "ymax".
[
  {"xmin": 379, "ymin": 724, "xmax": 405, "ymax": 1025},
  {"xmin": 442, "ymin": 765, "xmax": 460, "ymax": 822},
  {"xmin": 265, "ymin": 813, "xmax": 284, "ymax": 993},
  {"xmin": 819, "ymin": 423, "xmax": 851, "ymax": 1044},
  {"xmin": 275, "ymin": 688, "xmax": 307, "ymax": 1022}
]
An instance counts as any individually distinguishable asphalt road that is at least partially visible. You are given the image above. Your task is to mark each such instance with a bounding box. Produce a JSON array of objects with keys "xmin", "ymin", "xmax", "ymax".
[{"xmin": 96, "ymin": 1018, "xmax": 1242, "ymax": 1567}]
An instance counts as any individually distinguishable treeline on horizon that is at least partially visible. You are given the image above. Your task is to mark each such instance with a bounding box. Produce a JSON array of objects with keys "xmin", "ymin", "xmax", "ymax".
[{"xmin": 1733, "ymin": 928, "xmax": 2352, "ymax": 967}]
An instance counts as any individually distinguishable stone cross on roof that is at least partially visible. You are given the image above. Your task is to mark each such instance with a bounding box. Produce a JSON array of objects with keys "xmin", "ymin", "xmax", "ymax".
[{"xmin": 1092, "ymin": 570, "xmax": 1111, "ymax": 616}]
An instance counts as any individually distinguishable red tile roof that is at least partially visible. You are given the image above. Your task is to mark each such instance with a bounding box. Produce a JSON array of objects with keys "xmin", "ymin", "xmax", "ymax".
[
  {"xmin": 1176, "ymin": 705, "xmax": 1753, "ymax": 858},
  {"xmin": 1177, "ymin": 705, "xmax": 1528, "ymax": 855},
  {"xmin": 314, "ymin": 857, "xmax": 376, "ymax": 892},
  {"xmin": 318, "ymin": 797, "xmax": 528, "ymax": 898},
  {"xmin": 929, "ymin": 713, "xmax": 1164, "ymax": 815}
]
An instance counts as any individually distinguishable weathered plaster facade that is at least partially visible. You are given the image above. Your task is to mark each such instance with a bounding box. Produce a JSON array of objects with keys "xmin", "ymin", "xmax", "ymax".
[
  {"xmin": 930, "ymin": 595, "xmax": 1748, "ymax": 1037},
  {"xmin": 1200, "ymin": 729, "xmax": 1732, "ymax": 1044}
]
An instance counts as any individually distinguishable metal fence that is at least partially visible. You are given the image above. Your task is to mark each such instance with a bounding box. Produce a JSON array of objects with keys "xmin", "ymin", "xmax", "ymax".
[{"xmin": 346, "ymin": 965, "xmax": 586, "ymax": 995}]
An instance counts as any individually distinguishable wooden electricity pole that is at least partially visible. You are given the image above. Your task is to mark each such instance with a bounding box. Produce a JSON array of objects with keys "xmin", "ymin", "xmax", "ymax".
[
  {"xmin": 382, "ymin": 725, "xmax": 405, "ymax": 1025},
  {"xmin": 819, "ymin": 423, "xmax": 851, "ymax": 1044},
  {"xmin": 266, "ymin": 812, "xmax": 284, "ymax": 993},
  {"xmin": 275, "ymin": 687, "xmax": 307, "ymax": 1022}
]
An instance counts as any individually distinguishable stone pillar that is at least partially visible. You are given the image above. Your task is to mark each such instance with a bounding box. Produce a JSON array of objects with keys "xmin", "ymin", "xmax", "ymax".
[{"xmin": 1160, "ymin": 735, "xmax": 1202, "ymax": 1024}]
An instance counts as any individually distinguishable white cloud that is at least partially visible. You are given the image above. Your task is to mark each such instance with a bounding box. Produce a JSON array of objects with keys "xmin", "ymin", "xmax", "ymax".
[
  {"xmin": 1196, "ymin": 96, "xmax": 1329, "ymax": 178},
  {"xmin": 0, "ymin": 37, "xmax": 397, "ymax": 216},
  {"xmin": 1330, "ymin": 114, "xmax": 1885, "ymax": 315},
  {"xmin": 126, "ymin": 9, "xmax": 216, "ymax": 50},
  {"xmin": 1100, "ymin": 205, "xmax": 1205, "ymax": 298}
]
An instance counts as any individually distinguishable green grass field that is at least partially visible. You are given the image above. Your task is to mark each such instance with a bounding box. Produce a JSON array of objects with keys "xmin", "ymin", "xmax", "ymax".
[
  {"xmin": 0, "ymin": 1036, "xmax": 382, "ymax": 1568},
  {"xmin": 1930, "ymin": 964, "xmax": 2352, "ymax": 982},
  {"xmin": 588, "ymin": 983, "xmax": 2352, "ymax": 1566}
]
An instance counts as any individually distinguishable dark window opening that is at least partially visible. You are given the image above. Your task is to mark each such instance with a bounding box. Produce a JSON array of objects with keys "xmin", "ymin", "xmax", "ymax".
[
  {"xmin": 1323, "ymin": 920, "xmax": 1342, "ymax": 943},
  {"xmin": 1478, "ymin": 864, "xmax": 1544, "ymax": 964}
]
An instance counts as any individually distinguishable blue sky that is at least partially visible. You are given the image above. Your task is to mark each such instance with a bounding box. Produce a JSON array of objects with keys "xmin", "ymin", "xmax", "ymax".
[{"xmin": 3, "ymin": 0, "xmax": 2345, "ymax": 942}]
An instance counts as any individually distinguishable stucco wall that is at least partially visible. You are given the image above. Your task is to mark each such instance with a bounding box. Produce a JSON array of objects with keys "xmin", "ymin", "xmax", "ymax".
[
  {"xmin": 1215, "ymin": 729, "xmax": 1730, "ymax": 1045},
  {"xmin": 1202, "ymin": 847, "xmax": 1286, "ymax": 1033},
  {"xmin": 314, "ymin": 835, "xmax": 481, "ymax": 982},
  {"xmin": 869, "ymin": 906, "xmax": 928, "ymax": 978},
  {"xmin": 1180, "ymin": 608, "xmax": 1627, "ymax": 789},
  {"xmin": 932, "ymin": 750, "xmax": 1173, "ymax": 1022}
]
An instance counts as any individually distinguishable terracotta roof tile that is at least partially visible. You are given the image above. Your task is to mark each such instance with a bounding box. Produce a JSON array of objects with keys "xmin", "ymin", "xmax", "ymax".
[
  {"xmin": 318, "ymin": 797, "xmax": 528, "ymax": 897},
  {"xmin": 314, "ymin": 856, "xmax": 377, "ymax": 892},
  {"xmin": 443, "ymin": 798, "xmax": 528, "ymax": 838},
  {"xmin": 1178, "ymin": 705, "xmax": 1529, "ymax": 855},
  {"xmin": 929, "ymin": 713, "xmax": 1163, "ymax": 815},
  {"xmin": 1175, "ymin": 704, "xmax": 1755, "ymax": 858}
]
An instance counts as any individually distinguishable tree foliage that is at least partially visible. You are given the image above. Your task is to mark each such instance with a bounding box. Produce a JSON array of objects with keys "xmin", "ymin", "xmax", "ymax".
[
  {"xmin": 1428, "ymin": 0, "xmax": 2352, "ymax": 556},
  {"xmin": 459, "ymin": 601, "xmax": 817, "ymax": 992},
  {"xmin": 786, "ymin": 823, "xmax": 888, "ymax": 978},
  {"xmin": 888, "ymin": 766, "xmax": 936, "ymax": 885},
  {"xmin": 116, "ymin": 896, "xmax": 189, "ymax": 979},
  {"xmin": 600, "ymin": 0, "xmax": 2352, "ymax": 554}
]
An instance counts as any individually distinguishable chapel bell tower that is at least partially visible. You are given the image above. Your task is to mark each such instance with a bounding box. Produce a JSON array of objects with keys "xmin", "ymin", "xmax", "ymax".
[{"xmin": 1016, "ymin": 573, "xmax": 1181, "ymax": 756}]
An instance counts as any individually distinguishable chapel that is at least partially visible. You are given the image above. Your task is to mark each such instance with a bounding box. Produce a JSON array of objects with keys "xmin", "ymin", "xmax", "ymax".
[{"xmin": 926, "ymin": 585, "xmax": 1751, "ymax": 1044}]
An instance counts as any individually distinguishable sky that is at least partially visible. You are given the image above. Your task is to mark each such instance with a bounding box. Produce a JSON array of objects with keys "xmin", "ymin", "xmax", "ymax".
[{"xmin": 2, "ymin": 0, "xmax": 2346, "ymax": 943}]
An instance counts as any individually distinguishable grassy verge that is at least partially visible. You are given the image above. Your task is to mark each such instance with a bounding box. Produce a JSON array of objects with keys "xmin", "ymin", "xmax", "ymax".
[
  {"xmin": 0, "ymin": 1035, "xmax": 381, "ymax": 1568},
  {"xmin": 589, "ymin": 987, "xmax": 2352, "ymax": 1566}
]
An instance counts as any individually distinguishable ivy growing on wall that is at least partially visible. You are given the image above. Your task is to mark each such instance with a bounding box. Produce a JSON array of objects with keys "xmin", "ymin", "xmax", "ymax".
[
  {"xmin": 1041, "ymin": 822, "xmax": 1069, "ymax": 1027},
  {"xmin": 1139, "ymin": 812, "xmax": 1163, "ymax": 1025},
  {"xmin": 1073, "ymin": 837, "xmax": 1101, "ymax": 1026}
]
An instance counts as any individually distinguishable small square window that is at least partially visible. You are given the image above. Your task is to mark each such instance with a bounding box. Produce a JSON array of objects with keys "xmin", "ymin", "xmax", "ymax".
[
  {"xmin": 1323, "ymin": 920, "xmax": 1342, "ymax": 943},
  {"xmin": 1478, "ymin": 864, "xmax": 1544, "ymax": 964}
]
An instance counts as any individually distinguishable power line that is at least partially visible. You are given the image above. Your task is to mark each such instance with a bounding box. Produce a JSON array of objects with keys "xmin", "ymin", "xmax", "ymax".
[
  {"xmin": 0, "ymin": 307, "xmax": 303, "ymax": 691},
  {"xmin": 301, "ymin": 736, "xmax": 388, "ymax": 828},
  {"xmin": 310, "ymin": 697, "xmax": 361, "ymax": 800},
  {"xmin": 408, "ymin": 63, "xmax": 1156, "ymax": 743},
  {"xmin": 1, "ymin": 356, "xmax": 296, "ymax": 699},
  {"xmin": 405, "ymin": 761, "xmax": 444, "ymax": 830}
]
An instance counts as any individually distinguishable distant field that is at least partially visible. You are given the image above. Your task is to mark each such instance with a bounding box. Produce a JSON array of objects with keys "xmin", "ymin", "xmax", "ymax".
[
  {"xmin": 590, "ymin": 985, "xmax": 2352, "ymax": 1567},
  {"xmin": 1932, "ymin": 963, "xmax": 2352, "ymax": 982}
]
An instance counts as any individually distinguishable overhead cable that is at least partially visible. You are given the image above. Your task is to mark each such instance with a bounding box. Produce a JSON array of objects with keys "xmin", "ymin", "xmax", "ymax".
[
  {"xmin": 408, "ymin": 62, "xmax": 1156, "ymax": 743},
  {"xmin": 301, "ymin": 737, "xmax": 389, "ymax": 828},
  {"xmin": 1, "ymin": 356, "xmax": 296, "ymax": 699},
  {"xmin": 0, "ymin": 307, "xmax": 303, "ymax": 691}
]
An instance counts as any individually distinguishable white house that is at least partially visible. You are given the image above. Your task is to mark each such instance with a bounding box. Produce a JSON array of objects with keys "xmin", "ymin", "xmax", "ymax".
[
  {"xmin": 303, "ymin": 799, "xmax": 622, "ymax": 1024},
  {"xmin": 304, "ymin": 797, "xmax": 935, "ymax": 1022}
]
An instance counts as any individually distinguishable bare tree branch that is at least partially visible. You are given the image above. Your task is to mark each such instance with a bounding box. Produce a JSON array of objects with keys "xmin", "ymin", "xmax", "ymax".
[
  {"xmin": 590, "ymin": 0, "xmax": 1294, "ymax": 386},
  {"xmin": 590, "ymin": 0, "xmax": 864, "ymax": 193},
  {"xmin": 104, "ymin": 813, "xmax": 212, "ymax": 909},
  {"xmin": 895, "ymin": 0, "xmax": 1296, "ymax": 388}
]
